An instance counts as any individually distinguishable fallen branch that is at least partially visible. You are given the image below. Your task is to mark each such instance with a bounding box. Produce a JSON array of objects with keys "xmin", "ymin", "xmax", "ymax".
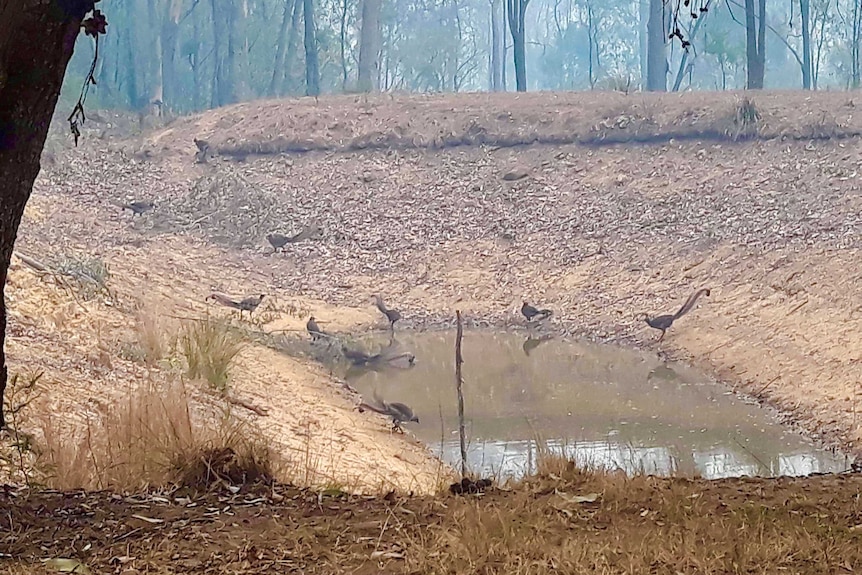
[
  {"xmin": 226, "ymin": 395, "xmax": 269, "ymax": 416},
  {"xmin": 13, "ymin": 252, "xmax": 51, "ymax": 273}
]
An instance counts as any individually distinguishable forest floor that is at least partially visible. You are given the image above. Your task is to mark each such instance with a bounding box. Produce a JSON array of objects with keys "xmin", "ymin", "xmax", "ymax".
[{"xmin": 3, "ymin": 90, "xmax": 862, "ymax": 572}]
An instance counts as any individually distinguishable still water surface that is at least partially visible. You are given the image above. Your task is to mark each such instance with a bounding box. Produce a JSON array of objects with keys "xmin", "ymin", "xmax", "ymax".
[{"xmin": 345, "ymin": 331, "xmax": 849, "ymax": 479}]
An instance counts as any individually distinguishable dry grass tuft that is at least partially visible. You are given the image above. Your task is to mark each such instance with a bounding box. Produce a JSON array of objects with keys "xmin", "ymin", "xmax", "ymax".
[
  {"xmin": 173, "ymin": 443, "xmax": 274, "ymax": 489},
  {"xmin": 727, "ymin": 97, "xmax": 762, "ymax": 140},
  {"xmin": 120, "ymin": 304, "xmax": 176, "ymax": 366},
  {"xmin": 179, "ymin": 318, "xmax": 244, "ymax": 391},
  {"xmin": 35, "ymin": 377, "xmax": 275, "ymax": 491},
  {"xmin": 135, "ymin": 307, "xmax": 173, "ymax": 366},
  {"xmin": 53, "ymin": 254, "xmax": 110, "ymax": 299}
]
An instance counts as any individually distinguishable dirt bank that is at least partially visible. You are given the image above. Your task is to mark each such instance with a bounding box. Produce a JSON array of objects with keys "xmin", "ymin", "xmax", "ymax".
[
  {"xmin": 3, "ymin": 213, "xmax": 446, "ymax": 494},
  {"xmin": 7, "ymin": 91, "xmax": 862, "ymax": 493}
]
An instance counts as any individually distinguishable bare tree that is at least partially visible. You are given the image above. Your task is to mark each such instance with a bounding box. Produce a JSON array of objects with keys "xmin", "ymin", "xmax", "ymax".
[
  {"xmin": 490, "ymin": 0, "xmax": 504, "ymax": 91},
  {"xmin": 671, "ymin": 0, "xmax": 713, "ymax": 92},
  {"xmin": 269, "ymin": 0, "xmax": 298, "ymax": 95},
  {"xmin": 853, "ymin": 0, "xmax": 862, "ymax": 87},
  {"xmin": 800, "ymin": 0, "xmax": 813, "ymax": 89},
  {"xmin": 210, "ymin": 0, "xmax": 242, "ymax": 105},
  {"xmin": 639, "ymin": 0, "xmax": 650, "ymax": 87},
  {"xmin": 646, "ymin": 0, "xmax": 667, "ymax": 90},
  {"xmin": 357, "ymin": 0, "xmax": 382, "ymax": 92},
  {"xmin": 161, "ymin": 0, "xmax": 184, "ymax": 109},
  {"xmin": 304, "ymin": 0, "xmax": 321, "ymax": 96},
  {"xmin": 506, "ymin": 0, "xmax": 530, "ymax": 91},
  {"xmin": 339, "ymin": 0, "xmax": 351, "ymax": 90},
  {"xmin": 744, "ymin": 0, "xmax": 766, "ymax": 88},
  {"xmin": 0, "ymin": 0, "xmax": 105, "ymax": 428}
]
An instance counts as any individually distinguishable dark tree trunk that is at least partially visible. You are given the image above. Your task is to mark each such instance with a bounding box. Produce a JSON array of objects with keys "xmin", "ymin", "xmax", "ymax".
[
  {"xmin": 285, "ymin": 0, "xmax": 304, "ymax": 93},
  {"xmin": 339, "ymin": 0, "xmax": 350, "ymax": 90},
  {"xmin": 506, "ymin": 0, "xmax": 530, "ymax": 92},
  {"xmin": 638, "ymin": 0, "xmax": 649, "ymax": 88},
  {"xmin": 147, "ymin": 0, "xmax": 164, "ymax": 107},
  {"xmin": 646, "ymin": 0, "xmax": 666, "ymax": 91},
  {"xmin": 161, "ymin": 0, "xmax": 182, "ymax": 109},
  {"xmin": 123, "ymin": 17, "xmax": 140, "ymax": 107},
  {"xmin": 303, "ymin": 0, "xmax": 320, "ymax": 96},
  {"xmin": 0, "ymin": 0, "xmax": 95, "ymax": 428},
  {"xmin": 228, "ymin": 0, "xmax": 247, "ymax": 101},
  {"xmin": 744, "ymin": 0, "xmax": 766, "ymax": 89},
  {"xmin": 852, "ymin": 0, "xmax": 861, "ymax": 88},
  {"xmin": 210, "ymin": 0, "xmax": 240, "ymax": 106},
  {"xmin": 501, "ymin": 0, "xmax": 508, "ymax": 89},
  {"xmin": 357, "ymin": 0, "xmax": 382, "ymax": 92},
  {"xmin": 490, "ymin": 0, "xmax": 503, "ymax": 91},
  {"xmin": 800, "ymin": 0, "xmax": 812, "ymax": 89},
  {"xmin": 269, "ymin": 0, "xmax": 297, "ymax": 96},
  {"xmin": 191, "ymin": 3, "xmax": 203, "ymax": 109}
]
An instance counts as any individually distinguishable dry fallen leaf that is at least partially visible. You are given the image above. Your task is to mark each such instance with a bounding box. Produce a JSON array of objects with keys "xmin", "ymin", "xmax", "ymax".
[
  {"xmin": 41, "ymin": 558, "xmax": 92, "ymax": 574},
  {"xmin": 131, "ymin": 514, "xmax": 165, "ymax": 524},
  {"xmin": 370, "ymin": 551, "xmax": 405, "ymax": 560},
  {"xmin": 554, "ymin": 489, "xmax": 600, "ymax": 504}
]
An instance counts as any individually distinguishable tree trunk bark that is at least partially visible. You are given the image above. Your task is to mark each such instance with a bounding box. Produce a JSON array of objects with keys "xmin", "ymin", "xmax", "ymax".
[
  {"xmin": 638, "ymin": 0, "xmax": 649, "ymax": 89},
  {"xmin": 123, "ymin": 10, "xmax": 141, "ymax": 107},
  {"xmin": 227, "ymin": 0, "xmax": 245, "ymax": 102},
  {"xmin": 490, "ymin": 0, "xmax": 503, "ymax": 91},
  {"xmin": 210, "ymin": 0, "xmax": 240, "ymax": 106},
  {"xmin": 191, "ymin": 3, "xmax": 203, "ymax": 109},
  {"xmin": 507, "ymin": 0, "xmax": 529, "ymax": 92},
  {"xmin": 147, "ymin": 0, "xmax": 164, "ymax": 107},
  {"xmin": 852, "ymin": 0, "xmax": 861, "ymax": 88},
  {"xmin": 0, "ymin": 0, "xmax": 95, "ymax": 428},
  {"xmin": 303, "ymin": 0, "xmax": 321, "ymax": 96},
  {"xmin": 671, "ymin": 5, "xmax": 710, "ymax": 92},
  {"xmin": 339, "ymin": 0, "xmax": 350, "ymax": 90},
  {"xmin": 357, "ymin": 0, "xmax": 382, "ymax": 92},
  {"xmin": 744, "ymin": 0, "xmax": 766, "ymax": 89},
  {"xmin": 502, "ymin": 0, "xmax": 508, "ymax": 89},
  {"xmin": 800, "ymin": 0, "xmax": 812, "ymax": 89},
  {"xmin": 269, "ymin": 0, "xmax": 295, "ymax": 95},
  {"xmin": 161, "ymin": 0, "xmax": 183, "ymax": 110},
  {"xmin": 283, "ymin": 0, "xmax": 304, "ymax": 94},
  {"xmin": 646, "ymin": 0, "xmax": 666, "ymax": 91}
]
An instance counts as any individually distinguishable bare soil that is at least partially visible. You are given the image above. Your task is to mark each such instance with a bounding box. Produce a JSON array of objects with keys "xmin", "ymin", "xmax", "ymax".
[{"xmin": 5, "ymin": 90, "xmax": 862, "ymax": 572}]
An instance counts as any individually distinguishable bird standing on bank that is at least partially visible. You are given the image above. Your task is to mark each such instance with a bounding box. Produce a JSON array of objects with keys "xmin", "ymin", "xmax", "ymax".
[
  {"xmin": 266, "ymin": 233, "xmax": 290, "ymax": 253},
  {"xmin": 358, "ymin": 391, "xmax": 419, "ymax": 432},
  {"xmin": 521, "ymin": 301, "xmax": 553, "ymax": 322},
  {"xmin": 193, "ymin": 138, "xmax": 210, "ymax": 163},
  {"xmin": 643, "ymin": 288, "xmax": 711, "ymax": 342},
  {"xmin": 113, "ymin": 199, "xmax": 155, "ymax": 216},
  {"xmin": 237, "ymin": 294, "xmax": 265, "ymax": 319},
  {"xmin": 306, "ymin": 316, "xmax": 324, "ymax": 340},
  {"xmin": 372, "ymin": 295, "xmax": 402, "ymax": 331},
  {"xmin": 206, "ymin": 292, "xmax": 266, "ymax": 320}
]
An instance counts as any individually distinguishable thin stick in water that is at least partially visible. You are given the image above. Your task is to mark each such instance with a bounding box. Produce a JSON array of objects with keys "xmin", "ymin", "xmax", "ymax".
[{"xmin": 455, "ymin": 310, "xmax": 467, "ymax": 477}]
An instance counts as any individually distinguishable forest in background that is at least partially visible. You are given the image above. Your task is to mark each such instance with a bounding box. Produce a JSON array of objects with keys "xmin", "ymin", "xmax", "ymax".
[{"xmin": 60, "ymin": 0, "xmax": 862, "ymax": 115}]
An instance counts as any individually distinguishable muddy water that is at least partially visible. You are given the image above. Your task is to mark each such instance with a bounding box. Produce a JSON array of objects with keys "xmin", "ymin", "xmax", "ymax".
[{"xmin": 345, "ymin": 331, "xmax": 849, "ymax": 480}]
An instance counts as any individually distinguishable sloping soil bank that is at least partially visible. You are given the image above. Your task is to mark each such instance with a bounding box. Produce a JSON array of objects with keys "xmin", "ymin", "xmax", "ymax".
[{"xmin": 10, "ymin": 90, "xmax": 862, "ymax": 497}]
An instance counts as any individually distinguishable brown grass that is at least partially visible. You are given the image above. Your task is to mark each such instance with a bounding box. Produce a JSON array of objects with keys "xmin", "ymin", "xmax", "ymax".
[
  {"xmin": 179, "ymin": 318, "xmax": 244, "ymax": 391},
  {"xmin": 134, "ymin": 305, "xmax": 173, "ymax": 366},
  {"xmin": 5, "ymin": 463, "xmax": 862, "ymax": 574},
  {"xmin": 35, "ymin": 376, "xmax": 274, "ymax": 491},
  {"xmin": 398, "ymin": 466, "xmax": 862, "ymax": 574}
]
